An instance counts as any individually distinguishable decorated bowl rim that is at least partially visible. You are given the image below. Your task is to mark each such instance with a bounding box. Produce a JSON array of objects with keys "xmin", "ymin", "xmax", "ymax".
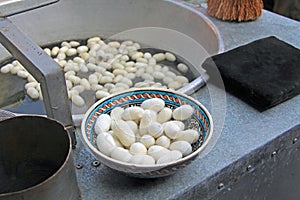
[{"xmin": 80, "ymin": 88, "xmax": 213, "ymax": 170}]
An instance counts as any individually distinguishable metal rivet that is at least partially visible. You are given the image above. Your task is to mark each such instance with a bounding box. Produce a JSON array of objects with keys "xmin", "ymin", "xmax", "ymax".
[
  {"xmin": 92, "ymin": 160, "xmax": 101, "ymax": 167},
  {"xmin": 293, "ymin": 138, "xmax": 298, "ymax": 144},
  {"xmin": 246, "ymin": 165, "xmax": 252, "ymax": 171},
  {"xmin": 271, "ymin": 151, "xmax": 277, "ymax": 157},
  {"xmin": 76, "ymin": 164, "xmax": 83, "ymax": 169},
  {"xmin": 218, "ymin": 183, "xmax": 225, "ymax": 190}
]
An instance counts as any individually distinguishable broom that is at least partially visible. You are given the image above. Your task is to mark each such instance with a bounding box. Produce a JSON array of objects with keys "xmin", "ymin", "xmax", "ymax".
[{"xmin": 207, "ymin": 0, "xmax": 264, "ymax": 22}]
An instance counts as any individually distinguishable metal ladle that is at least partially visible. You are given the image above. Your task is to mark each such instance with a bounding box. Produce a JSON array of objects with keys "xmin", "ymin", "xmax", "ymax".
[{"xmin": 0, "ymin": 0, "xmax": 76, "ymax": 147}]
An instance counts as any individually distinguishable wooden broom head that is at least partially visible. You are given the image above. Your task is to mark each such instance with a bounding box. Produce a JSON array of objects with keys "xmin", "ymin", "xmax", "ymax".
[{"xmin": 207, "ymin": 0, "xmax": 263, "ymax": 22}]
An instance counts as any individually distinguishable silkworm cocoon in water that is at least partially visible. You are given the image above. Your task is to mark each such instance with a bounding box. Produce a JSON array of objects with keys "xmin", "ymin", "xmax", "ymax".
[
  {"xmin": 129, "ymin": 142, "xmax": 147, "ymax": 155},
  {"xmin": 147, "ymin": 145, "xmax": 170, "ymax": 161},
  {"xmin": 169, "ymin": 141, "xmax": 192, "ymax": 156},
  {"xmin": 94, "ymin": 114, "xmax": 111, "ymax": 135},
  {"xmin": 157, "ymin": 107, "xmax": 173, "ymax": 123},
  {"xmin": 139, "ymin": 135, "xmax": 155, "ymax": 148},
  {"xmin": 157, "ymin": 150, "xmax": 182, "ymax": 164},
  {"xmin": 148, "ymin": 122, "xmax": 163, "ymax": 138},
  {"xmin": 71, "ymin": 94, "xmax": 85, "ymax": 107},
  {"xmin": 155, "ymin": 135, "xmax": 171, "ymax": 148},
  {"xmin": 176, "ymin": 129, "xmax": 200, "ymax": 144},
  {"xmin": 163, "ymin": 121, "xmax": 182, "ymax": 139},
  {"xmin": 27, "ymin": 87, "xmax": 39, "ymax": 99},
  {"xmin": 122, "ymin": 106, "xmax": 145, "ymax": 121},
  {"xmin": 140, "ymin": 98, "xmax": 165, "ymax": 112},
  {"xmin": 139, "ymin": 110, "xmax": 157, "ymax": 135},
  {"xmin": 153, "ymin": 53, "xmax": 165, "ymax": 62},
  {"xmin": 110, "ymin": 147, "xmax": 132, "ymax": 162},
  {"xmin": 172, "ymin": 105, "xmax": 194, "ymax": 121},
  {"xmin": 96, "ymin": 132, "xmax": 116, "ymax": 156},
  {"xmin": 25, "ymin": 82, "xmax": 38, "ymax": 90},
  {"xmin": 177, "ymin": 63, "xmax": 188, "ymax": 73},
  {"xmin": 111, "ymin": 120, "xmax": 136, "ymax": 147},
  {"xmin": 0, "ymin": 64, "xmax": 13, "ymax": 73},
  {"xmin": 129, "ymin": 154, "xmax": 155, "ymax": 165},
  {"xmin": 165, "ymin": 52, "xmax": 176, "ymax": 62}
]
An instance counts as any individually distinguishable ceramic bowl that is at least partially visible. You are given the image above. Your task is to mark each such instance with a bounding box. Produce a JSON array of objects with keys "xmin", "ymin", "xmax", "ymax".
[{"xmin": 80, "ymin": 88, "xmax": 213, "ymax": 178}]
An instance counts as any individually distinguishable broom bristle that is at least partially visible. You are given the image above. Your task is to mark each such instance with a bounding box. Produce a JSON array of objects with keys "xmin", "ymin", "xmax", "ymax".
[{"xmin": 207, "ymin": 0, "xmax": 263, "ymax": 22}]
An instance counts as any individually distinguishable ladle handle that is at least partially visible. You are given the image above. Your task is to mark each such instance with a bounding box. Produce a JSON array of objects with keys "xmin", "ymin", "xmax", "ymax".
[{"xmin": 0, "ymin": 18, "xmax": 76, "ymax": 147}]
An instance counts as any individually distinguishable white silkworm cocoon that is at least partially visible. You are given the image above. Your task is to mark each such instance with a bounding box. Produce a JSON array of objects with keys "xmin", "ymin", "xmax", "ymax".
[
  {"xmin": 131, "ymin": 52, "xmax": 143, "ymax": 60},
  {"xmin": 70, "ymin": 41, "xmax": 80, "ymax": 47},
  {"xmin": 77, "ymin": 45, "xmax": 89, "ymax": 54},
  {"xmin": 136, "ymin": 57, "xmax": 148, "ymax": 64},
  {"xmin": 147, "ymin": 145, "xmax": 170, "ymax": 162},
  {"xmin": 143, "ymin": 52, "xmax": 152, "ymax": 59},
  {"xmin": 148, "ymin": 122, "xmax": 163, "ymax": 138},
  {"xmin": 165, "ymin": 52, "xmax": 176, "ymax": 62},
  {"xmin": 57, "ymin": 52, "xmax": 66, "ymax": 60},
  {"xmin": 95, "ymin": 90, "xmax": 110, "ymax": 99},
  {"xmin": 27, "ymin": 87, "xmax": 39, "ymax": 99},
  {"xmin": 157, "ymin": 107, "xmax": 173, "ymax": 123},
  {"xmin": 72, "ymin": 85, "xmax": 85, "ymax": 93},
  {"xmin": 126, "ymin": 120, "xmax": 138, "ymax": 134},
  {"xmin": 163, "ymin": 121, "xmax": 182, "ymax": 139},
  {"xmin": 175, "ymin": 76, "xmax": 189, "ymax": 84},
  {"xmin": 0, "ymin": 64, "xmax": 13, "ymax": 73},
  {"xmin": 122, "ymin": 106, "xmax": 145, "ymax": 121},
  {"xmin": 125, "ymin": 72, "xmax": 136, "ymax": 80},
  {"xmin": 155, "ymin": 135, "xmax": 171, "ymax": 148},
  {"xmin": 73, "ymin": 57, "xmax": 85, "ymax": 64},
  {"xmin": 153, "ymin": 53, "xmax": 166, "ymax": 62},
  {"xmin": 108, "ymin": 41, "xmax": 120, "ymax": 48},
  {"xmin": 140, "ymin": 98, "xmax": 165, "ymax": 112},
  {"xmin": 169, "ymin": 141, "xmax": 192, "ymax": 156},
  {"xmin": 157, "ymin": 150, "xmax": 182, "ymax": 164},
  {"xmin": 71, "ymin": 94, "xmax": 85, "ymax": 107},
  {"xmin": 91, "ymin": 84, "xmax": 103, "ymax": 91},
  {"xmin": 115, "ymin": 82, "xmax": 130, "ymax": 90},
  {"xmin": 66, "ymin": 48, "xmax": 77, "ymax": 57},
  {"xmin": 96, "ymin": 132, "xmax": 116, "ymax": 156},
  {"xmin": 51, "ymin": 46, "xmax": 59, "ymax": 56},
  {"xmin": 80, "ymin": 78, "xmax": 91, "ymax": 90},
  {"xmin": 65, "ymin": 80, "xmax": 73, "ymax": 90},
  {"xmin": 17, "ymin": 70, "xmax": 29, "ymax": 79},
  {"xmin": 25, "ymin": 82, "xmax": 38, "ymax": 90},
  {"xmin": 168, "ymin": 81, "xmax": 182, "ymax": 90},
  {"xmin": 94, "ymin": 114, "xmax": 111, "ymax": 134},
  {"xmin": 110, "ymin": 147, "xmax": 132, "ymax": 163},
  {"xmin": 99, "ymin": 76, "xmax": 113, "ymax": 84},
  {"xmin": 64, "ymin": 71, "xmax": 75, "ymax": 79},
  {"xmin": 110, "ymin": 107, "xmax": 124, "ymax": 120},
  {"xmin": 112, "ymin": 62, "xmax": 125, "ymax": 70},
  {"xmin": 172, "ymin": 120, "xmax": 185, "ymax": 131},
  {"xmin": 129, "ymin": 154, "xmax": 155, "ymax": 165},
  {"xmin": 152, "ymin": 71, "xmax": 165, "ymax": 80},
  {"xmin": 163, "ymin": 76, "xmax": 173, "ymax": 85},
  {"xmin": 44, "ymin": 48, "xmax": 51, "ymax": 56},
  {"xmin": 141, "ymin": 73, "xmax": 154, "ymax": 81},
  {"xmin": 172, "ymin": 104, "xmax": 194, "ymax": 121},
  {"xmin": 113, "ymin": 69, "xmax": 127, "ymax": 76},
  {"xmin": 139, "ymin": 135, "xmax": 155, "ymax": 148},
  {"xmin": 68, "ymin": 75, "xmax": 81, "ymax": 85},
  {"xmin": 119, "ymin": 77, "xmax": 133, "ymax": 87},
  {"xmin": 176, "ymin": 129, "xmax": 200, "ymax": 144},
  {"xmin": 88, "ymin": 74, "xmax": 98, "ymax": 84},
  {"xmin": 111, "ymin": 120, "xmax": 136, "ymax": 147},
  {"xmin": 129, "ymin": 142, "xmax": 147, "ymax": 155},
  {"xmin": 124, "ymin": 61, "xmax": 135, "ymax": 68},
  {"xmin": 139, "ymin": 110, "xmax": 157, "ymax": 135},
  {"xmin": 177, "ymin": 63, "xmax": 188, "ymax": 73}
]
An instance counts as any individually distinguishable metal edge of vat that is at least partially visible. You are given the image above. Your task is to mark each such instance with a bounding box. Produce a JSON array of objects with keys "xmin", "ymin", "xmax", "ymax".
[{"xmin": 0, "ymin": 116, "xmax": 81, "ymax": 200}]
